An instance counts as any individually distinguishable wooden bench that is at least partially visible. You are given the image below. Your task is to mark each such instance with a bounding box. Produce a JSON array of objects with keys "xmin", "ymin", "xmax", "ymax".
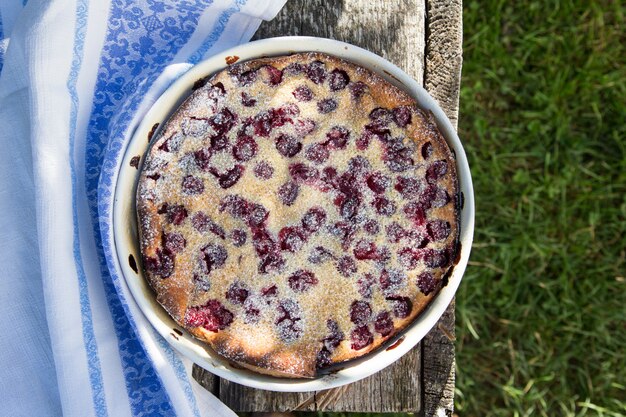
[{"xmin": 193, "ymin": 0, "xmax": 462, "ymax": 414}]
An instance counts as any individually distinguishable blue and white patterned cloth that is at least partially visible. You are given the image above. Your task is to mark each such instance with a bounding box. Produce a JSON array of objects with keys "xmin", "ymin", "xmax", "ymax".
[{"xmin": 0, "ymin": 0, "xmax": 286, "ymax": 415}]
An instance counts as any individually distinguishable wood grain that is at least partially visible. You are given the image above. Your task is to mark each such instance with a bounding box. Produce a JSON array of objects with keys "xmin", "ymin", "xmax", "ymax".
[{"xmin": 193, "ymin": 0, "xmax": 463, "ymax": 413}]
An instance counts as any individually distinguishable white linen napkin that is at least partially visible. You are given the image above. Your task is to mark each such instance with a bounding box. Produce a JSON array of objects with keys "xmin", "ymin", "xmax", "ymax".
[{"xmin": 0, "ymin": 0, "xmax": 286, "ymax": 415}]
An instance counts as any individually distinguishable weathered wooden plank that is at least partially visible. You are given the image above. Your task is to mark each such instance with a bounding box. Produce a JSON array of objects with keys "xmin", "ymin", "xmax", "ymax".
[
  {"xmin": 193, "ymin": 0, "xmax": 463, "ymax": 413},
  {"xmin": 421, "ymin": 0, "xmax": 462, "ymax": 415}
]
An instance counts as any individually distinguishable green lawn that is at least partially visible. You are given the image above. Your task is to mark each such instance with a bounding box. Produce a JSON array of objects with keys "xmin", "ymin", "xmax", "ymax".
[{"xmin": 456, "ymin": 0, "xmax": 625, "ymax": 415}]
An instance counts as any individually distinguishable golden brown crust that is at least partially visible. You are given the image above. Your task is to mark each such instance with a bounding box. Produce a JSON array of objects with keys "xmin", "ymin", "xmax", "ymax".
[{"xmin": 137, "ymin": 52, "xmax": 459, "ymax": 378}]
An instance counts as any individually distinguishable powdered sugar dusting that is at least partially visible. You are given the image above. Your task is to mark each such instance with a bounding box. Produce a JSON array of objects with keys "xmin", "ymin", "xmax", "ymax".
[{"xmin": 136, "ymin": 52, "xmax": 459, "ymax": 377}]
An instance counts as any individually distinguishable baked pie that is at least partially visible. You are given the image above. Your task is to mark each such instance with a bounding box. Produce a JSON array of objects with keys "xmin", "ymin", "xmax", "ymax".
[{"xmin": 137, "ymin": 52, "xmax": 460, "ymax": 378}]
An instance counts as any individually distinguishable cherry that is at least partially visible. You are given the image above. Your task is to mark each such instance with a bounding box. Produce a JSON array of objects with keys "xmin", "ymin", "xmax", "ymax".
[
  {"xmin": 422, "ymin": 248, "xmax": 449, "ymax": 268},
  {"xmin": 379, "ymin": 269, "xmax": 406, "ymax": 292},
  {"xmin": 308, "ymin": 246, "xmax": 334, "ymax": 264},
  {"xmin": 193, "ymin": 148, "xmax": 212, "ymax": 170},
  {"xmin": 292, "ymin": 85, "xmax": 313, "ymax": 101},
  {"xmin": 261, "ymin": 285, "xmax": 278, "ymax": 298},
  {"xmin": 384, "ymin": 138, "xmax": 414, "ymax": 172},
  {"xmin": 217, "ymin": 165, "xmax": 244, "ymax": 189},
  {"xmin": 191, "ymin": 212, "xmax": 225, "ymax": 239},
  {"xmin": 252, "ymin": 228, "xmax": 276, "ymax": 257},
  {"xmin": 373, "ymin": 196, "xmax": 397, "ymax": 216},
  {"xmin": 182, "ymin": 175, "xmax": 204, "ymax": 194},
  {"xmin": 288, "ymin": 270, "xmax": 318, "ymax": 292},
  {"xmin": 417, "ymin": 271, "xmax": 437, "ymax": 295},
  {"xmin": 226, "ymin": 282, "xmax": 249, "ymax": 305},
  {"xmin": 289, "ymin": 163, "xmax": 319, "ymax": 184},
  {"xmin": 349, "ymin": 81, "xmax": 367, "ymax": 99},
  {"xmin": 369, "ymin": 108, "xmax": 391, "ymax": 123},
  {"xmin": 395, "ymin": 176, "xmax": 421, "ymax": 199},
  {"xmin": 421, "ymin": 141, "xmax": 433, "ymax": 159},
  {"xmin": 301, "ymin": 207, "xmax": 326, "ymax": 233},
  {"xmin": 200, "ymin": 244, "xmax": 228, "ymax": 274},
  {"xmin": 363, "ymin": 219, "xmax": 380, "ymax": 235},
  {"xmin": 337, "ymin": 255, "xmax": 357, "ymax": 277},
  {"xmin": 163, "ymin": 204, "xmax": 188, "ymax": 225},
  {"xmin": 348, "ymin": 156, "xmax": 371, "ymax": 175},
  {"xmin": 258, "ymin": 252, "xmax": 285, "ymax": 274},
  {"xmin": 427, "ymin": 220, "xmax": 451, "ymax": 241},
  {"xmin": 306, "ymin": 60, "xmax": 326, "ymax": 84},
  {"xmin": 350, "ymin": 300, "xmax": 372, "ymax": 325},
  {"xmin": 275, "ymin": 133, "xmax": 302, "ymax": 157},
  {"xmin": 385, "ymin": 222, "xmax": 405, "ymax": 243},
  {"xmin": 426, "ymin": 160, "xmax": 448, "ymax": 183},
  {"xmin": 232, "ymin": 136, "xmax": 257, "ymax": 161},
  {"xmin": 247, "ymin": 203, "xmax": 268, "ymax": 228},
  {"xmin": 329, "ymin": 69, "xmax": 350, "ymax": 91},
  {"xmin": 357, "ymin": 274, "xmax": 375, "ymax": 298},
  {"xmin": 386, "ymin": 296, "xmax": 412, "ymax": 318},
  {"xmin": 403, "ymin": 202, "xmax": 426, "ymax": 225},
  {"xmin": 184, "ymin": 299, "xmax": 233, "ymax": 331},
  {"xmin": 284, "ymin": 62, "xmax": 304, "ymax": 75},
  {"xmin": 219, "ymin": 195, "xmax": 249, "ymax": 219},
  {"xmin": 208, "ymin": 108, "xmax": 236, "ymax": 136},
  {"xmin": 324, "ymin": 126, "xmax": 350, "ymax": 149},
  {"xmin": 278, "ymin": 226, "xmax": 307, "ymax": 252},
  {"xmin": 144, "ymin": 248, "xmax": 174, "ymax": 278},
  {"xmin": 392, "ymin": 106, "xmax": 412, "ymax": 127},
  {"xmin": 231, "ymin": 229, "xmax": 247, "ymax": 247},
  {"xmin": 350, "ymin": 326, "xmax": 373, "ymax": 350},
  {"xmin": 366, "ymin": 172, "xmax": 390, "ymax": 194},
  {"xmin": 163, "ymin": 233, "xmax": 185, "ymax": 254},
  {"xmin": 210, "ymin": 134, "xmax": 229, "ymax": 151},
  {"xmin": 323, "ymin": 319, "xmax": 344, "ymax": 350},
  {"xmin": 193, "ymin": 274, "xmax": 211, "ymax": 292},
  {"xmin": 356, "ymin": 131, "xmax": 371, "ymax": 150},
  {"xmin": 340, "ymin": 194, "xmax": 361, "ymax": 219},
  {"xmin": 253, "ymin": 161, "xmax": 274, "ymax": 179},
  {"xmin": 207, "ymin": 82, "xmax": 225, "ymax": 98},
  {"xmin": 317, "ymin": 98, "xmax": 338, "ymax": 114},
  {"xmin": 275, "ymin": 299, "xmax": 303, "ymax": 342},
  {"xmin": 353, "ymin": 239, "xmax": 378, "ymax": 260},
  {"xmin": 374, "ymin": 311, "xmax": 394, "ymax": 337},
  {"xmin": 261, "ymin": 65, "xmax": 283, "ymax": 85},
  {"xmin": 304, "ymin": 143, "xmax": 329, "ymax": 164},
  {"xmin": 278, "ymin": 181, "xmax": 299, "ymax": 206},
  {"xmin": 398, "ymin": 247, "xmax": 420, "ymax": 270}
]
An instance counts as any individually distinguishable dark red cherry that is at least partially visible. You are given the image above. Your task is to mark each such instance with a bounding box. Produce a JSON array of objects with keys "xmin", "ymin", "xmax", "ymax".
[
  {"xmin": 232, "ymin": 136, "xmax": 257, "ymax": 161},
  {"xmin": 363, "ymin": 219, "xmax": 380, "ymax": 235},
  {"xmin": 217, "ymin": 165, "xmax": 244, "ymax": 189},
  {"xmin": 301, "ymin": 207, "xmax": 327, "ymax": 233},
  {"xmin": 278, "ymin": 227, "xmax": 307, "ymax": 252},
  {"xmin": 226, "ymin": 283, "xmax": 249, "ymax": 305},
  {"xmin": 288, "ymin": 270, "xmax": 318, "ymax": 292},
  {"xmin": 427, "ymin": 220, "xmax": 451, "ymax": 241},
  {"xmin": 231, "ymin": 229, "xmax": 247, "ymax": 247},
  {"xmin": 374, "ymin": 311, "xmax": 394, "ymax": 336},
  {"xmin": 421, "ymin": 142, "xmax": 433, "ymax": 159},
  {"xmin": 417, "ymin": 271, "xmax": 437, "ymax": 295},
  {"xmin": 373, "ymin": 196, "xmax": 397, "ymax": 216},
  {"xmin": 253, "ymin": 161, "xmax": 274, "ymax": 179},
  {"xmin": 164, "ymin": 204, "xmax": 188, "ymax": 225},
  {"xmin": 199, "ymin": 244, "xmax": 228, "ymax": 274},
  {"xmin": 164, "ymin": 233, "xmax": 186, "ymax": 254},
  {"xmin": 353, "ymin": 239, "xmax": 378, "ymax": 260},
  {"xmin": 337, "ymin": 256, "xmax": 357, "ymax": 277},
  {"xmin": 304, "ymin": 143, "xmax": 330, "ymax": 164},
  {"xmin": 184, "ymin": 299, "xmax": 233, "ymax": 331},
  {"xmin": 329, "ymin": 69, "xmax": 350, "ymax": 91},
  {"xmin": 182, "ymin": 175, "xmax": 204, "ymax": 194},
  {"xmin": 193, "ymin": 148, "xmax": 212, "ymax": 170},
  {"xmin": 426, "ymin": 160, "xmax": 448, "ymax": 183},
  {"xmin": 241, "ymin": 92, "xmax": 256, "ymax": 107},
  {"xmin": 349, "ymin": 81, "xmax": 367, "ymax": 99},
  {"xmin": 275, "ymin": 299, "xmax": 303, "ymax": 342},
  {"xmin": 317, "ymin": 98, "xmax": 338, "ymax": 114},
  {"xmin": 350, "ymin": 326, "xmax": 373, "ymax": 350},
  {"xmin": 278, "ymin": 181, "xmax": 299, "ymax": 206},
  {"xmin": 386, "ymin": 296, "xmax": 413, "ymax": 318},
  {"xmin": 292, "ymin": 85, "xmax": 313, "ymax": 101},
  {"xmin": 367, "ymin": 172, "xmax": 389, "ymax": 194},
  {"xmin": 392, "ymin": 106, "xmax": 412, "ymax": 127},
  {"xmin": 275, "ymin": 134, "xmax": 302, "ymax": 157},
  {"xmin": 422, "ymin": 248, "xmax": 449, "ymax": 268},
  {"xmin": 395, "ymin": 176, "xmax": 421, "ymax": 199},
  {"xmin": 306, "ymin": 60, "xmax": 326, "ymax": 84},
  {"xmin": 385, "ymin": 222, "xmax": 406, "ymax": 243},
  {"xmin": 350, "ymin": 300, "xmax": 372, "ymax": 325},
  {"xmin": 325, "ymin": 126, "xmax": 350, "ymax": 149},
  {"xmin": 289, "ymin": 163, "xmax": 319, "ymax": 184},
  {"xmin": 294, "ymin": 118, "xmax": 317, "ymax": 136}
]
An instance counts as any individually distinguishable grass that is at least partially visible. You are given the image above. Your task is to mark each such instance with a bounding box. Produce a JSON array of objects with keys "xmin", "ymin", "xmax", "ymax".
[
  {"xmin": 456, "ymin": 0, "xmax": 625, "ymax": 415},
  {"xmin": 243, "ymin": 2, "xmax": 625, "ymax": 416}
]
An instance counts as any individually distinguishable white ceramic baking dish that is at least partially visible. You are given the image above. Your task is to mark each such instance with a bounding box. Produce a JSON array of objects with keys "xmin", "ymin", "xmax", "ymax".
[{"xmin": 112, "ymin": 36, "xmax": 474, "ymax": 392}]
